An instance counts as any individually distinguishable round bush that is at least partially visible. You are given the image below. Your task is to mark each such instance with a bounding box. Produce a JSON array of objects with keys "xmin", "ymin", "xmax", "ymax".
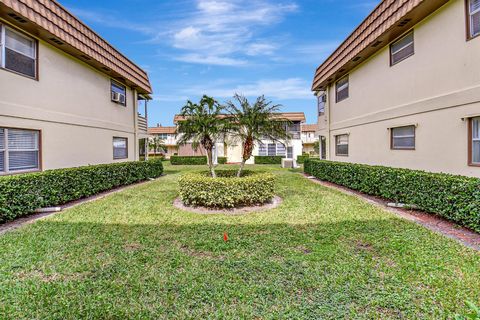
[{"xmin": 178, "ymin": 170, "xmax": 276, "ymax": 208}]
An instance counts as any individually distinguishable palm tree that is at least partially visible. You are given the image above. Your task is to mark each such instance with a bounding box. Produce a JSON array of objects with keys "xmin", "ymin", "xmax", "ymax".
[
  {"xmin": 148, "ymin": 136, "xmax": 165, "ymax": 158},
  {"xmin": 226, "ymin": 94, "xmax": 291, "ymax": 177},
  {"xmin": 177, "ymin": 95, "xmax": 228, "ymax": 178}
]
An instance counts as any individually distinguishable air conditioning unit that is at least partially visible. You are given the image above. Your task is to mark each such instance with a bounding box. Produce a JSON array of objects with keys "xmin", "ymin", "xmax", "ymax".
[{"xmin": 111, "ymin": 92, "xmax": 126, "ymax": 104}]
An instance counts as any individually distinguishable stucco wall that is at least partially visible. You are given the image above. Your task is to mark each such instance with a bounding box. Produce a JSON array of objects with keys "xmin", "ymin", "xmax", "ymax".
[
  {"xmin": 0, "ymin": 22, "xmax": 140, "ymax": 171},
  {"xmin": 318, "ymin": 0, "xmax": 480, "ymax": 177}
]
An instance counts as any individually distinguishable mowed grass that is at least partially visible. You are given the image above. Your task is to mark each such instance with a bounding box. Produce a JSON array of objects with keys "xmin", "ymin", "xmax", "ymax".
[{"xmin": 0, "ymin": 163, "xmax": 479, "ymax": 319}]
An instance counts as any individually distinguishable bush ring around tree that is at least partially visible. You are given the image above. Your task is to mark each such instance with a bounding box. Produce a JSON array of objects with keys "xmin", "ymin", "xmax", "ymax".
[{"xmin": 178, "ymin": 170, "xmax": 277, "ymax": 209}]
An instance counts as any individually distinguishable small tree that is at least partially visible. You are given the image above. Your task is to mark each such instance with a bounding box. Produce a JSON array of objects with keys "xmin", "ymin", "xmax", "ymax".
[
  {"xmin": 177, "ymin": 95, "xmax": 228, "ymax": 178},
  {"xmin": 226, "ymin": 94, "xmax": 291, "ymax": 177},
  {"xmin": 313, "ymin": 141, "xmax": 320, "ymax": 155},
  {"xmin": 148, "ymin": 136, "xmax": 165, "ymax": 157}
]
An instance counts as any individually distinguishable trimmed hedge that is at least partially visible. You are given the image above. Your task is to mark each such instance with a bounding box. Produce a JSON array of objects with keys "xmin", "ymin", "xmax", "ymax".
[
  {"xmin": 170, "ymin": 156, "xmax": 207, "ymax": 165},
  {"xmin": 304, "ymin": 159, "xmax": 480, "ymax": 232},
  {"xmin": 297, "ymin": 154, "xmax": 310, "ymax": 164},
  {"xmin": 179, "ymin": 170, "xmax": 276, "ymax": 208},
  {"xmin": 0, "ymin": 159, "xmax": 164, "ymax": 223},
  {"xmin": 254, "ymin": 156, "xmax": 285, "ymax": 164},
  {"xmin": 170, "ymin": 156, "xmax": 227, "ymax": 165}
]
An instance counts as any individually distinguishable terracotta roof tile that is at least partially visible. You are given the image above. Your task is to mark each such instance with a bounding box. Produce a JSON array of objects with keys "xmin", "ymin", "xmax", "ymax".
[{"xmin": 148, "ymin": 126, "xmax": 177, "ymax": 134}]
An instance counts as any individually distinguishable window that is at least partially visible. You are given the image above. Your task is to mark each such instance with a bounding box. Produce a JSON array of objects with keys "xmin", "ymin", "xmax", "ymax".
[
  {"xmin": 467, "ymin": 0, "xmax": 480, "ymax": 39},
  {"xmin": 113, "ymin": 137, "xmax": 128, "ymax": 159},
  {"xmin": 158, "ymin": 133, "xmax": 168, "ymax": 140},
  {"xmin": 335, "ymin": 134, "xmax": 349, "ymax": 156},
  {"xmin": 276, "ymin": 143, "xmax": 286, "ymax": 156},
  {"xmin": 336, "ymin": 76, "xmax": 349, "ymax": 102},
  {"xmin": 391, "ymin": 125, "xmax": 415, "ymax": 150},
  {"xmin": 111, "ymin": 81, "xmax": 126, "ymax": 106},
  {"xmin": 0, "ymin": 25, "xmax": 37, "ymax": 78},
  {"xmin": 318, "ymin": 93, "xmax": 326, "ymax": 115},
  {"xmin": 470, "ymin": 117, "xmax": 480, "ymax": 165},
  {"xmin": 259, "ymin": 143, "xmax": 267, "ymax": 156},
  {"xmin": 267, "ymin": 143, "xmax": 276, "ymax": 156},
  {"xmin": 390, "ymin": 31, "xmax": 414, "ymax": 65},
  {"xmin": 287, "ymin": 146, "xmax": 293, "ymax": 159},
  {"xmin": 0, "ymin": 128, "xmax": 40, "ymax": 174}
]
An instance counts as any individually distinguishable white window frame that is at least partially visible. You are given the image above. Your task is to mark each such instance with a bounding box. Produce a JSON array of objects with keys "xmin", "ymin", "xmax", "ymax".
[
  {"xmin": 335, "ymin": 76, "xmax": 349, "ymax": 103},
  {"xmin": 335, "ymin": 134, "xmax": 349, "ymax": 156},
  {"xmin": 113, "ymin": 137, "xmax": 128, "ymax": 160},
  {"xmin": 390, "ymin": 31, "xmax": 414, "ymax": 65},
  {"xmin": 0, "ymin": 127, "xmax": 40, "ymax": 175},
  {"xmin": 471, "ymin": 117, "xmax": 480, "ymax": 165},
  {"xmin": 391, "ymin": 125, "xmax": 416, "ymax": 150},
  {"xmin": 0, "ymin": 24, "xmax": 37, "ymax": 79},
  {"xmin": 468, "ymin": 0, "xmax": 480, "ymax": 38}
]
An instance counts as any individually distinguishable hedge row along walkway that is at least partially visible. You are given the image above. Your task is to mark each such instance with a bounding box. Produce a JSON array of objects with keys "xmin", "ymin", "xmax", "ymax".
[
  {"xmin": 0, "ymin": 163, "xmax": 479, "ymax": 319},
  {"xmin": 303, "ymin": 173, "xmax": 480, "ymax": 251}
]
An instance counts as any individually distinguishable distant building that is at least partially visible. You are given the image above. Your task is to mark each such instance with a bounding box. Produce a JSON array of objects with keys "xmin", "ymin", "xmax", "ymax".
[
  {"xmin": 301, "ymin": 124, "xmax": 318, "ymax": 155},
  {"xmin": 173, "ymin": 112, "xmax": 306, "ymax": 163},
  {"xmin": 147, "ymin": 126, "xmax": 178, "ymax": 159},
  {"xmin": 312, "ymin": 0, "xmax": 480, "ymax": 177}
]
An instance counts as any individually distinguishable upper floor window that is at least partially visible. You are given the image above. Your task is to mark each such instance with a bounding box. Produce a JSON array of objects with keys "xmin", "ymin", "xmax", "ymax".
[
  {"xmin": 391, "ymin": 125, "xmax": 415, "ymax": 150},
  {"xmin": 335, "ymin": 134, "xmax": 349, "ymax": 156},
  {"xmin": 336, "ymin": 76, "xmax": 349, "ymax": 103},
  {"xmin": 468, "ymin": 0, "xmax": 480, "ymax": 39},
  {"xmin": 111, "ymin": 81, "xmax": 126, "ymax": 106},
  {"xmin": 113, "ymin": 137, "xmax": 128, "ymax": 159},
  {"xmin": 318, "ymin": 93, "xmax": 326, "ymax": 115},
  {"xmin": 390, "ymin": 31, "xmax": 414, "ymax": 65},
  {"xmin": 470, "ymin": 117, "xmax": 480, "ymax": 165},
  {"xmin": 0, "ymin": 25, "xmax": 37, "ymax": 79},
  {"xmin": 0, "ymin": 128, "xmax": 40, "ymax": 174}
]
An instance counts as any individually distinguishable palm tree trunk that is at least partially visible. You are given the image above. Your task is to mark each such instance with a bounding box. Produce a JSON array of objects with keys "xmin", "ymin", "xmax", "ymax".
[
  {"xmin": 237, "ymin": 136, "xmax": 253, "ymax": 177},
  {"xmin": 206, "ymin": 148, "xmax": 216, "ymax": 178}
]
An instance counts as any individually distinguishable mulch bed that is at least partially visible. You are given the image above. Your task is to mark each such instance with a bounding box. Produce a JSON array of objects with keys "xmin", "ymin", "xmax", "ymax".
[{"xmin": 173, "ymin": 196, "xmax": 283, "ymax": 215}]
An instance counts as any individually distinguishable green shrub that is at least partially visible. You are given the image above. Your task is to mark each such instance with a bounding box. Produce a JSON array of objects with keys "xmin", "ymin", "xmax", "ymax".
[
  {"xmin": 297, "ymin": 154, "xmax": 310, "ymax": 164},
  {"xmin": 218, "ymin": 157, "xmax": 227, "ymax": 164},
  {"xmin": 179, "ymin": 170, "xmax": 276, "ymax": 208},
  {"xmin": 254, "ymin": 156, "xmax": 285, "ymax": 164},
  {"xmin": 304, "ymin": 159, "xmax": 480, "ymax": 232},
  {"xmin": 170, "ymin": 156, "xmax": 207, "ymax": 165},
  {"xmin": 0, "ymin": 159, "xmax": 164, "ymax": 223}
]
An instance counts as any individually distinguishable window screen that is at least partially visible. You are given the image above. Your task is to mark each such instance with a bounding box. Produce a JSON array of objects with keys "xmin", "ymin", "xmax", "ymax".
[
  {"xmin": 336, "ymin": 77, "xmax": 349, "ymax": 102},
  {"xmin": 318, "ymin": 94, "xmax": 326, "ymax": 115},
  {"xmin": 472, "ymin": 117, "xmax": 480, "ymax": 164},
  {"xmin": 113, "ymin": 137, "xmax": 128, "ymax": 159},
  {"xmin": 469, "ymin": 0, "xmax": 480, "ymax": 38},
  {"xmin": 390, "ymin": 32, "xmax": 414, "ymax": 65},
  {"xmin": 0, "ymin": 128, "xmax": 40, "ymax": 173},
  {"xmin": 335, "ymin": 134, "xmax": 349, "ymax": 156},
  {"xmin": 1, "ymin": 27, "xmax": 36, "ymax": 78},
  {"xmin": 4, "ymin": 28, "xmax": 36, "ymax": 77},
  {"xmin": 391, "ymin": 126, "xmax": 415, "ymax": 149}
]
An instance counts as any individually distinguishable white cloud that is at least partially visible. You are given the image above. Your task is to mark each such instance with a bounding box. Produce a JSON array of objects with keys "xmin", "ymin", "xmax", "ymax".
[
  {"xmin": 165, "ymin": 0, "xmax": 298, "ymax": 65},
  {"xmin": 182, "ymin": 78, "xmax": 313, "ymax": 100}
]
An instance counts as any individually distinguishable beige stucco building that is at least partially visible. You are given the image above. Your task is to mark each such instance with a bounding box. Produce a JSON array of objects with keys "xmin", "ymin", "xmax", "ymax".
[
  {"xmin": 0, "ymin": 0, "xmax": 152, "ymax": 175},
  {"xmin": 173, "ymin": 112, "xmax": 305, "ymax": 164},
  {"xmin": 313, "ymin": 0, "xmax": 480, "ymax": 178}
]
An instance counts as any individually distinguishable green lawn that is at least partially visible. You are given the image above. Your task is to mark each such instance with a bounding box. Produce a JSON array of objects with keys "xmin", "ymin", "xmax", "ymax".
[{"xmin": 1, "ymin": 164, "xmax": 479, "ymax": 319}]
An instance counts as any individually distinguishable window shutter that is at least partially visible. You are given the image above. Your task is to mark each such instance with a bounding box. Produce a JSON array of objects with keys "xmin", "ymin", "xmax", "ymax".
[
  {"xmin": 7, "ymin": 129, "xmax": 39, "ymax": 171},
  {"xmin": 0, "ymin": 129, "xmax": 4, "ymax": 172}
]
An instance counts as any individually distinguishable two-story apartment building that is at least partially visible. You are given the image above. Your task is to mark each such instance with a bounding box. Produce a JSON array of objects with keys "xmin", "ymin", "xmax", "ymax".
[
  {"xmin": 147, "ymin": 125, "xmax": 178, "ymax": 158},
  {"xmin": 173, "ymin": 112, "xmax": 305, "ymax": 163},
  {"xmin": 301, "ymin": 124, "xmax": 318, "ymax": 155},
  {"xmin": 0, "ymin": 0, "xmax": 152, "ymax": 175},
  {"xmin": 313, "ymin": 0, "xmax": 480, "ymax": 178}
]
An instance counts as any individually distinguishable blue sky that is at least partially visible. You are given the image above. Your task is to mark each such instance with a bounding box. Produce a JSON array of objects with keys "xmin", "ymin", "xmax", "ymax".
[{"xmin": 61, "ymin": 0, "xmax": 379, "ymax": 126}]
